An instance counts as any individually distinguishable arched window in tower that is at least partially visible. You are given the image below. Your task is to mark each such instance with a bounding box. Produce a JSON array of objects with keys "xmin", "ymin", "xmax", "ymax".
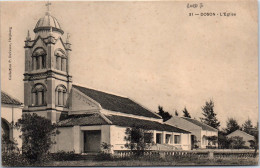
[
  {"xmin": 55, "ymin": 85, "xmax": 67, "ymax": 106},
  {"xmin": 31, "ymin": 83, "xmax": 46, "ymax": 106},
  {"xmin": 55, "ymin": 49, "xmax": 67, "ymax": 72},
  {"xmin": 32, "ymin": 48, "xmax": 46, "ymax": 70},
  {"xmin": 56, "ymin": 57, "xmax": 60, "ymax": 70}
]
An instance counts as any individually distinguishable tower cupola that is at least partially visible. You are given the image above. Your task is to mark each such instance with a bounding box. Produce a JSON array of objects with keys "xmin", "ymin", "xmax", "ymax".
[{"xmin": 33, "ymin": 8, "xmax": 63, "ymax": 39}]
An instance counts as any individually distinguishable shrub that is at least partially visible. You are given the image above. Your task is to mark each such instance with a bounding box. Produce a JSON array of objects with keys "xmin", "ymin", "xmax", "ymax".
[
  {"xmin": 101, "ymin": 142, "xmax": 113, "ymax": 153},
  {"xmin": 51, "ymin": 151, "xmax": 79, "ymax": 161},
  {"xmin": 94, "ymin": 152, "xmax": 114, "ymax": 161},
  {"xmin": 2, "ymin": 152, "xmax": 30, "ymax": 167},
  {"xmin": 229, "ymin": 136, "xmax": 246, "ymax": 149},
  {"xmin": 2, "ymin": 133, "xmax": 19, "ymax": 153},
  {"xmin": 15, "ymin": 113, "xmax": 59, "ymax": 163},
  {"xmin": 124, "ymin": 125, "xmax": 154, "ymax": 156}
]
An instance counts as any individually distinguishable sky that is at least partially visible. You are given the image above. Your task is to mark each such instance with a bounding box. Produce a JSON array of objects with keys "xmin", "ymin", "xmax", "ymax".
[{"xmin": 1, "ymin": 1, "xmax": 258, "ymax": 128}]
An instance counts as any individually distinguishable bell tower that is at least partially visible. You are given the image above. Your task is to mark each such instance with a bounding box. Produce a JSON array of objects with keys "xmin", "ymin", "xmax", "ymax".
[{"xmin": 23, "ymin": 4, "xmax": 72, "ymax": 123}]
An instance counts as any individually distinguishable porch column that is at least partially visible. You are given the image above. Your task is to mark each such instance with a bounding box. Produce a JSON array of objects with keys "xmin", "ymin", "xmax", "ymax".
[
  {"xmin": 172, "ymin": 133, "xmax": 175, "ymax": 144},
  {"xmin": 170, "ymin": 133, "xmax": 174, "ymax": 144},
  {"xmin": 73, "ymin": 126, "xmax": 81, "ymax": 153},
  {"xmin": 162, "ymin": 131, "xmax": 166, "ymax": 144},
  {"xmin": 180, "ymin": 133, "xmax": 183, "ymax": 148},
  {"xmin": 153, "ymin": 130, "xmax": 156, "ymax": 143}
]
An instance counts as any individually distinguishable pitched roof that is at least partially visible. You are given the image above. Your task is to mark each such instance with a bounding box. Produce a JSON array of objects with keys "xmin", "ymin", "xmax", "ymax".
[
  {"xmin": 106, "ymin": 115, "xmax": 190, "ymax": 133},
  {"xmin": 227, "ymin": 130, "xmax": 255, "ymax": 139},
  {"xmin": 181, "ymin": 117, "xmax": 218, "ymax": 132},
  {"xmin": 58, "ymin": 113, "xmax": 190, "ymax": 133},
  {"xmin": 58, "ymin": 114, "xmax": 110, "ymax": 127},
  {"xmin": 1, "ymin": 91, "xmax": 22, "ymax": 105},
  {"xmin": 72, "ymin": 84, "xmax": 161, "ymax": 119}
]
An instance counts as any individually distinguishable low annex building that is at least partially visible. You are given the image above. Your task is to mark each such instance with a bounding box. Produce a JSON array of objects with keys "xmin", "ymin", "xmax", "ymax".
[
  {"xmin": 166, "ymin": 116, "xmax": 218, "ymax": 149},
  {"xmin": 22, "ymin": 7, "xmax": 192, "ymax": 153}
]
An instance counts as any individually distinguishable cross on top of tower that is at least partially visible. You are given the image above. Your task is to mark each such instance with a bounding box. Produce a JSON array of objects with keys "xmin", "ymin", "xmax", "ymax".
[
  {"xmin": 45, "ymin": 1, "xmax": 51, "ymax": 15},
  {"xmin": 46, "ymin": 1, "xmax": 51, "ymax": 12}
]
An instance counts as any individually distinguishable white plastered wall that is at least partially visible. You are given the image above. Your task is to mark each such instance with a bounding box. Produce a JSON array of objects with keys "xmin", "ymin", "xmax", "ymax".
[
  {"xmin": 1, "ymin": 105, "xmax": 23, "ymax": 149},
  {"xmin": 53, "ymin": 127, "xmax": 74, "ymax": 152},
  {"xmin": 54, "ymin": 125, "xmax": 112, "ymax": 153},
  {"xmin": 110, "ymin": 125, "xmax": 127, "ymax": 150},
  {"xmin": 201, "ymin": 130, "xmax": 218, "ymax": 148}
]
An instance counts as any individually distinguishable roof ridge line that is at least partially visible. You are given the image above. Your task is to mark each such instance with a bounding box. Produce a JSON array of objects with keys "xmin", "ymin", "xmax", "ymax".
[
  {"xmin": 233, "ymin": 129, "xmax": 255, "ymax": 137},
  {"xmin": 98, "ymin": 113, "xmax": 113, "ymax": 125},
  {"xmin": 182, "ymin": 117, "xmax": 218, "ymax": 131},
  {"xmin": 72, "ymin": 84, "xmax": 128, "ymax": 98},
  {"xmin": 163, "ymin": 121, "xmax": 191, "ymax": 133},
  {"xmin": 129, "ymin": 98, "xmax": 162, "ymax": 119},
  {"xmin": 72, "ymin": 86, "xmax": 102, "ymax": 109}
]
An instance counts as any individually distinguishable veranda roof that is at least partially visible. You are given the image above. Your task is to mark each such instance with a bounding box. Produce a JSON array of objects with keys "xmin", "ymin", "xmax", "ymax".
[
  {"xmin": 58, "ymin": 113, "xmax": 190, "ymax": 134},
  {"xmin": 1, "ymin": 91, "xmax": 22, "ymax": 105}
]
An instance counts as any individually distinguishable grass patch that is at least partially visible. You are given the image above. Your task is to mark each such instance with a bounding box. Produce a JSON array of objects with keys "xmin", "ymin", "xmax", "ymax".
[
  {"xmin": 41, "ymin": 156, "xmax": 258, "ymax": 166},
  {"xmin": 41, "ymin": 157, "xmax": 258, "ymax": 167},
  {"xmin": 2, "ymin": 152, "xmax": 258, "ymax": 167}
]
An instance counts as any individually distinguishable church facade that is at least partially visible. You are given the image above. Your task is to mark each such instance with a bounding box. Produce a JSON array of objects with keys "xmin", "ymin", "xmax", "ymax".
[{"xmin": 23, "ymin": 8, "xmax": 192, "ymax": 153}]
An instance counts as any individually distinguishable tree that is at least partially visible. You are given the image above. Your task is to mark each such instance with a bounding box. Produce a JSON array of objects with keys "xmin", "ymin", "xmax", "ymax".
[
  {"xmin": 157, "ymin": 106, "xmax": 172, "ymax": 122},
  {"xmin": 182, "ymin": 107, "xmax": 191, "ymax": 118},
  {"xmin": 242, "ymin": 119, "xmax": 253, "ymax": 135},
  {"xmin": 175, "ymin": 110, "xmax": 179, "ymax": 116},
  {"xmin": 1, "ymin": 133, "xmax": 18, "ymax": 153},
  {"xmin": 124, "ymin": 125, "xmax": 153, "ymax": 156},
  {"xmin": 224, "ymin": 118, "xmax": 240, "ymax": 134},
  {"xmin": 200, "ymin": 100, "xmax": 220, "ymax": 130},
  {"xmin": 218, "ymin": 131, "xmax": 232, "ymax": 149},
  {"xmin": 229, "ymin": 136, "xmax": 246, "ymax": 149},
  {"xmin": 249, "ymin": 122, "xmax": 259, "ymax": 157},
  {"xmin": 15, "ymin": 113, "xmax": 59, "ymax": 162}
]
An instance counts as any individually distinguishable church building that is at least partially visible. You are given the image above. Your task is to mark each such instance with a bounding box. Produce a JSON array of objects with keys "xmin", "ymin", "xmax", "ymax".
[{"xmin": 22, "ymin": 6, "xmax": 191, "ymax": 153}]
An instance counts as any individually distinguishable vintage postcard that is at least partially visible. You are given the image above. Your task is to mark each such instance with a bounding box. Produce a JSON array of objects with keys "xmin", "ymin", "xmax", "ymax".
[{"xmin": 0, "ymin": 0, "xmax": 258, "ymax": 166}]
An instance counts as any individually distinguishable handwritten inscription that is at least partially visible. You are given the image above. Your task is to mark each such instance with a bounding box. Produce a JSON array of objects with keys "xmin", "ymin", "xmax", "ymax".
[{"xmin": 187, "ymin": 3, "xmax": 204, "ymax": 9}]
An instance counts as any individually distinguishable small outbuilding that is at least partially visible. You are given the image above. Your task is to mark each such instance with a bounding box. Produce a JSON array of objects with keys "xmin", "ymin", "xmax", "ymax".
[
  {"xmin": 226, "ymin": 130, "xmax": 255, "ymax": 148},
  {"xmin": 166, "ymin": 116, "xmax": 218, "ymax": 149}
]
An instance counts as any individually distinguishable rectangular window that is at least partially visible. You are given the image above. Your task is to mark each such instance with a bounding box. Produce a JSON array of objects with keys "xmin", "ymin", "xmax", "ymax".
[
  {"xmin": 63, "ymin": 92, "xmax": 66, "ymax": 105},
  {"xmin": 36, "ymin": 57, "xmax": 40, "ymax": 69},
  {"xmin": 55, "ymin": 91, "xmax": 58, "ymax": 106},
  {"xmin": 35, "ymin": 92, "xmax": 38, "ymax": 105},
  {"xmin": 174, "ymin": 135, "xmax": 181, "ymax": 144},
  {"xmin": 32, "ymin": 57, "xmax": 35, "ymax": 70},
  {"xmin": 56, "ymin": 57, "xmax": 60, "ymax": 70},
  {"xmin": 61, "ymin": 59, "xmax": 65, "ymax": 71},
  {"xmin": 42, "ymin": 56, "xmax": 46, "ymax": 68},
  {"xmin": 58, "ymin": 91, "xmax": 62, "ymax": 105},
  {"xmin": 38, "ymin": 91, "xmax": 42, "ymax": 105},
  {"xmin": 42, "ymin": 92, "xmax": 45, "ymax": 104},
  {"xmin": 156, "ymin": 133, "xmax": 162, "ymax": 144},
  {"xmin": 165, "ymin": 134, "xmax": 172, "ymax": 144},
  {"xmin": 32, "ymin": 92, "xmax": 36, "ymax": 105}
]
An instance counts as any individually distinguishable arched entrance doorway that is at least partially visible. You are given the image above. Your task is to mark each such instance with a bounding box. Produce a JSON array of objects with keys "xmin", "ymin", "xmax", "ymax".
[{"xmin": 1, "ymin": 118, "xmax": 12, "ymax": 141}]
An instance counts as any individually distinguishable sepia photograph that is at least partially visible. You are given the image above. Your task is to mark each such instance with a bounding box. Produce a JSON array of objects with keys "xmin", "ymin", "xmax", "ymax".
[{"xmin": 0, "ymin": 0, "xmax": 258, "ymax": 166}]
